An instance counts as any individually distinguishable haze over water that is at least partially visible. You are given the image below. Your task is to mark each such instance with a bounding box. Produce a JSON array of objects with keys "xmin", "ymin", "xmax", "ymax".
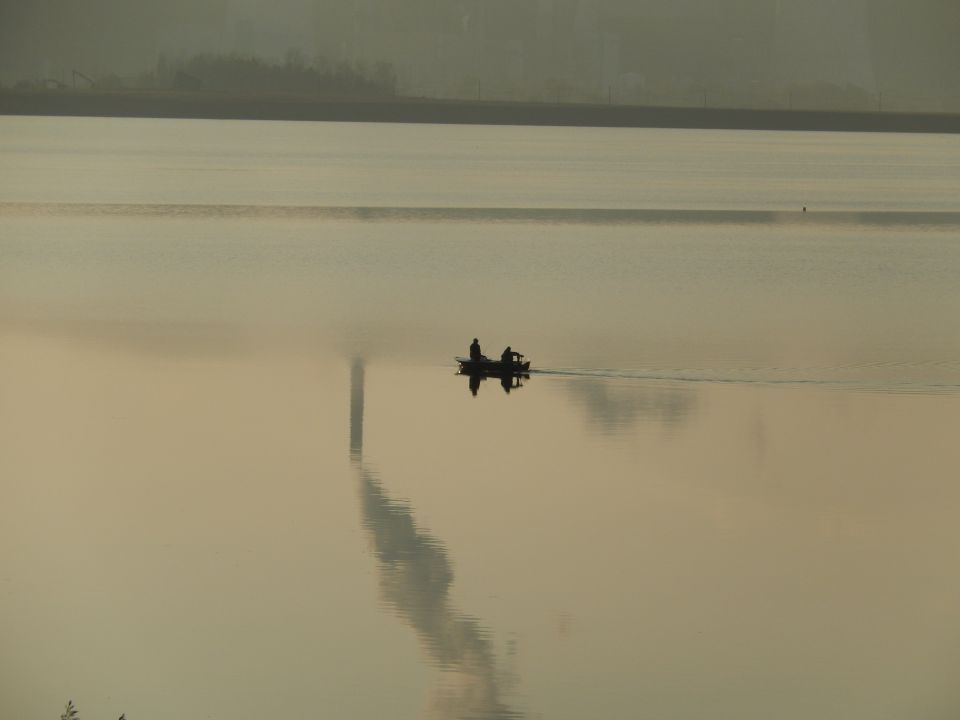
[{"xmin": 2, "ymin": 116, "xmax": 960, "ymax": 719}]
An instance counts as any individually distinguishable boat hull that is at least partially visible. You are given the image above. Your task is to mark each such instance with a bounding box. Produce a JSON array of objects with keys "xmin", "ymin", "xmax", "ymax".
[{"xmin": 456, "ymin": 357, "xmax": 530, "ymax": 374}]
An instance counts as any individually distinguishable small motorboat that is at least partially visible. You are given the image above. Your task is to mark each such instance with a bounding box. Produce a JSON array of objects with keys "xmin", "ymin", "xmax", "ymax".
[{"xmin": 456, "ymin": 355, "xmax": 531, "ymax": 374}]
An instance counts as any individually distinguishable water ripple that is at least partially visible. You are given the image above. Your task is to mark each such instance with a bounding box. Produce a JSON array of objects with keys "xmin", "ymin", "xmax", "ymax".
[{"xmin": 532, "ymin": 363, "xmax": 960, "ymax": 395}]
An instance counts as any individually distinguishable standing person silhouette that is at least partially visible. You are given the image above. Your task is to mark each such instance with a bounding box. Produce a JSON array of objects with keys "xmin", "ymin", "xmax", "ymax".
[{"xmin": 500, "ymin": 346, "xmax": 520, "ymax": 371}]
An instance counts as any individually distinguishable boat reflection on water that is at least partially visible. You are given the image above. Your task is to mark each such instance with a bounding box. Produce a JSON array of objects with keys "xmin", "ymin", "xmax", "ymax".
[
  {"xmin": 460, "ymin": 370, "xmax": 530, "ymax": 396},
  {"xmin": 350, "ymin": 358, "xmax": 524, "ymax": 719}
]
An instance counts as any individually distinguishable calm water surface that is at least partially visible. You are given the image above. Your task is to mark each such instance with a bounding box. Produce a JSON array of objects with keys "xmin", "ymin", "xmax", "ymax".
[{"xmin": 2, "ymin": 117, "xmax": 960, "ymax": 720}]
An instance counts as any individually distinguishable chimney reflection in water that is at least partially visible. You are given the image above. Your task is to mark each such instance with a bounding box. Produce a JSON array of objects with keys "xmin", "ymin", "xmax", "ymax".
[
  {"xmin": 350, "ymin": 358, "xmax": 364, "ymax": 464},
  {"xmin": 349, "ymin": 358, "xmax": 522, "ymax": 719}
]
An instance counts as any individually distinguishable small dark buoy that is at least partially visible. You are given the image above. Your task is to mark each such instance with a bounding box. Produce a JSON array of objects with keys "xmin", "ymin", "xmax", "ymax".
[{"xmin": 802, "ymin": 206, "xmax": 807, "ymax": 213}]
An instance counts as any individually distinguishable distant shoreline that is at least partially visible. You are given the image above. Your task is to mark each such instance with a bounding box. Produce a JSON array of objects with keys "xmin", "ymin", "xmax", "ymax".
[
  {"xmin": 2, "ymin": 89, "xmax": 959, "ymax": 134},
  {"xmin": 5, "ymin": 202, "xmax": 960, "ymax": 228}
]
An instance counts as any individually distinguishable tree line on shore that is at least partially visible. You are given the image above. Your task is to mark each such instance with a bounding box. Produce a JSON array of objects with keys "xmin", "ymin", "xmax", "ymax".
[{"xmin": 11, "ymin": 51, "xmax": 398, "ymax": 99}]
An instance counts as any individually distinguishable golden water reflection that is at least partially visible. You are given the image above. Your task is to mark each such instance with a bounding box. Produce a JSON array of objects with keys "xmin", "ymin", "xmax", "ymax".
[{"xmin": 2, "ymin": 334, "xmax": 960, "ymax": 719}]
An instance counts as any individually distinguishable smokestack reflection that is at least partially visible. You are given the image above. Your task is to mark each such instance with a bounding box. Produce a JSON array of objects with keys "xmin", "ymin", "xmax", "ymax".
[
  {"xmin": 349, "ymin": 358, "xmax": 522, "ymax": 719},
  {"xmin": 350, "ymin": 358, "xmax": 364, "ymax": 463}
]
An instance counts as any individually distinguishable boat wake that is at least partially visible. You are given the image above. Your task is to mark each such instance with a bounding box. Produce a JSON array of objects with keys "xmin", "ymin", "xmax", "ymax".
[{"xmin": 529, "ymin": 362, "xmax": 960, "ymax": 395}]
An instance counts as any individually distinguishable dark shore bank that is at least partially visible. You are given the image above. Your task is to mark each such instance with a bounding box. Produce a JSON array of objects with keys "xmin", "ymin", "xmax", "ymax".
[{"xmin": 3, "ymin": 88, "xmax": 959, "ymax": 134}]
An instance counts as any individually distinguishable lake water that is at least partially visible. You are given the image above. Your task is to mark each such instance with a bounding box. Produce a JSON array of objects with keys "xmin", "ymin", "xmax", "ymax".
[{"xmin": 2, "ymin": 116, "xmax": 960, "ymax": 720}]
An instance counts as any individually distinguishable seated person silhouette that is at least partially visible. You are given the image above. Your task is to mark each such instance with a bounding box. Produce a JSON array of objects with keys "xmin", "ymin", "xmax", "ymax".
[{"xmin": 470, "ymin": 338, "xmax": 486, "ymax": 361}]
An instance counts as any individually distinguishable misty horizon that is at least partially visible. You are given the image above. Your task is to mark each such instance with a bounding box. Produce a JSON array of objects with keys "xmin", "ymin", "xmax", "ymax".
[{"xmin": 2, "ymin": 0, "xmax": 959, "ymax": 112}]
